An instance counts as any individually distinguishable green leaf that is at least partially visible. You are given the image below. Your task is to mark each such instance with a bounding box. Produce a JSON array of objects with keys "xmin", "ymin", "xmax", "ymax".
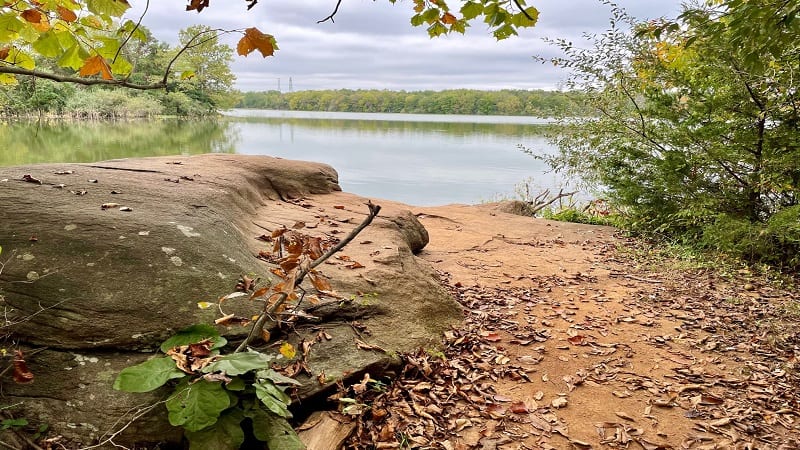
[
  {"xmin": 248, "ymin": 407, "xmax": 305, "ymax": 450},
  {"xmin": 0, "ymin": 418, "xmax": 28, "ymax": 430},
  {"xmin": 96, "ymin": 36, "xmax": 121, "ymax": 59},
  {"xmin": 0, "ymin": 13, "xmax": 24, "ymax": 42},
  {"xmin": 460, "ymin": 1, "xmax": 484, "ymax": 20},
  {"xmin": 113, "ymin": 357, "xmax": 185, "ymax": 393},
  {"xmin": 254, "ymin": 380, "xmax": 292, "ymax": 418},
  {"xmin": 225, "ymin": 377, "xmax": 246, "ymax": 391},
  {"xmin": 167, "ymin": 379, "xmax": 231, "ymax": 432},
  {"xmin": 185, "ymin": 410, "xmax": 244, "ymax": 450},
  {"xmin": 5, "ymin": 48, "xmax": 35, "ymax": 70},
  {"xmin": 58, "ymin": 44, "xmax": 84, "ymax": 70},
  {"xmin": 257, "ymin": 369, "xmax": 301, "ymax": 386},
  {"xmin": 202, "ymin": 351, "xmax": 273, "ymax": 376},
  {"xmin": 160, "ymin": 324, "xmax": 226, "ymax": 353},
  {"xmin": 492, "ymin": 24, "xmax": 518, "ymax": 40},
  {"xmin": 511, "ymin": 7, "xmax": 539, "ymax": 27},
  {"xmin": 421, "ymin": 7, "xmax": 440, "ymax": 24},
  {"xmin": 427, "ymin": 22, "xmax": 448, "ymax": 37},
  {"xmin": 0, "ymin": 73, "xmax": 17, "ymax": 85},
  {"xmin": 86, "ymin": 0, "xmax": 131, "ymax": 17},
  {"xmin": 32, "ymin": 31, "xmax": 63, "ymax": 58},
  {"xmin": 410, "ymin": 13, "xmax": 425, "ymax": 27},
  {"xmin": 109, "ymin": 56, "xmax": 132, "ymax": 76}
]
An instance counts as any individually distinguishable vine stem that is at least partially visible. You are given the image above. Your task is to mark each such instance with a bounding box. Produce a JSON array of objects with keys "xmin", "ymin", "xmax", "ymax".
[{"xmin": 235, "ymin": 202, "xmax": 381, "ymax": 353}]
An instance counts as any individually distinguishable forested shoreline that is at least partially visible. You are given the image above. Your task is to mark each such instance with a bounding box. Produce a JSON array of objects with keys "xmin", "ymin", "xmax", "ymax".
[
  {"xmin": 236, "ymin": 89, "xmax": 589, "ymax": 117},
  {"xmin": 0, "ymin": 86, "xmax": 589, "ymax": 119}
]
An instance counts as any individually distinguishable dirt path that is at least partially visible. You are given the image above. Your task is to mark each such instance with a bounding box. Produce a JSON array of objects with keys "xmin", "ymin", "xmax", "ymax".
[{"xmin": 345, "ymin": 203, "xmax": 799, "ymax": 450}]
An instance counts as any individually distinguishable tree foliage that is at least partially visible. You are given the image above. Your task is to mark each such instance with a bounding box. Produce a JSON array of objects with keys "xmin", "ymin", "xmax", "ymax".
[
  {"xmin": 237, "ymin": 88, "xmax": 589, "ymax": 117},
  {"xmin": 542, "ymin": 0, "xmax": 800, "ymax": 269},
  {"xmin": 0, "ymin": 0, "xmax": 541, "ymax": 89}
]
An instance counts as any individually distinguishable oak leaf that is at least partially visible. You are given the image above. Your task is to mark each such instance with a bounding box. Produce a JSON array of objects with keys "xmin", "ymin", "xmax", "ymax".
[
  {"xmin": 237, "ymin": 27, "xmax": 275, "ymax": 58},
  {"xmin": 79, "ymin": 55, "xmax": 113, "ymax": 80}
]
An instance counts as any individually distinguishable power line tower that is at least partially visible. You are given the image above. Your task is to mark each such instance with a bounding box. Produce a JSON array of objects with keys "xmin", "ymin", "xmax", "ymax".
[{"xmin": 288, "ymin": 77, "xmax": 293, "ymax": 92}]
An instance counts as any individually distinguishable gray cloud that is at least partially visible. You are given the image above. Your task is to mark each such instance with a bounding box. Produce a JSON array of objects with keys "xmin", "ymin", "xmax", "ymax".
[{"xmin": 128, "ymin": 0, "xmax": 682, "ymax": 91}]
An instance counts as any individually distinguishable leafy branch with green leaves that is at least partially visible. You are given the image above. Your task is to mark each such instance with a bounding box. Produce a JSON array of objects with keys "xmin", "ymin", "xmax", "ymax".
[{"xmin": 1, "ymin": 0, "xmax": 541, "ymax": 89}]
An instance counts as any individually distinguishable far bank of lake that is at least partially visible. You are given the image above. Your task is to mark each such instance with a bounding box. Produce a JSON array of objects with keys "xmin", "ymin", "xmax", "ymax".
[{"xmin": 0, "ymin": 110, "xmax": 569, "ymax": 206}]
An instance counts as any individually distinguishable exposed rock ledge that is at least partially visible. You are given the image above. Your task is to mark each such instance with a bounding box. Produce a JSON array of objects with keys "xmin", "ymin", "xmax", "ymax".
[{"xmin": 0, "ymin": 154, "xmax": 462, "ymax": 447}]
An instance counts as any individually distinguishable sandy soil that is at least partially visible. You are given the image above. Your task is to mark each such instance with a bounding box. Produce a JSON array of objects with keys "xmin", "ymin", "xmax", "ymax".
[{"xmin": 346, "ymin": 201, "xmax": 799, "ymax": 450}]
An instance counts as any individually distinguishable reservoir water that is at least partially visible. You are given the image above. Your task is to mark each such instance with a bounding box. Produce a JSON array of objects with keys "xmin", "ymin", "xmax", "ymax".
[{"xmin": 0, "ymin": 110, "xmax": 565, "ymax": 206}]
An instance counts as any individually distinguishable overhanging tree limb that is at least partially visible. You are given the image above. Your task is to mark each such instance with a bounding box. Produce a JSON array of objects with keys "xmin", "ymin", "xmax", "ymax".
[{"xmin": 0, "ymin": 65, "xmax": 167, "ymax": 90}]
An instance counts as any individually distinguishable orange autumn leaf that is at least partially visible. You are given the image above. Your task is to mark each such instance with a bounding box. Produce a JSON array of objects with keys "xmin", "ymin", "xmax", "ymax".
[
  {"xmin": 20, "ymin": 9, "xmax": 43, "ymax": 24},
  {"xmin": 441, "ymin": 12, "xmax": 457, "ymax": 25},
  {"xmin": 309, "ymin": 272, "xmax": 332, "ymax": 291},
  {"xmin": 0, "ymin": 47, "xmax": 9, "ymax": 60},
  {"xmin": 21, "ymin": 8, "xmax": 49, "ymax": 31},
  {"xmin": 237, "ymin": 27, "xmax": 275, "ymax": 58},
  {"xmin": 79, "ymin": 55, "xmax": 113, "ymax": 80},
  {"xmin": 57, "ymin": 6, "xmax": 78, "ymax": 22}
]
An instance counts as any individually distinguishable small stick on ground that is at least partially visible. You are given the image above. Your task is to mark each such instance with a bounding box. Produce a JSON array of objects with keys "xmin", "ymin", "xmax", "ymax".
[{"xmin": 236, "ymin": 201, "xmax": 381, "ymax": 352}]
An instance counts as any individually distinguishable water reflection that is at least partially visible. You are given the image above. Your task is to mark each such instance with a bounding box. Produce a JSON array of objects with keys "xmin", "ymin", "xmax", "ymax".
[
  {"xmin": 225, "ymin": 114, "xmax": 560, "ymax": 205},
  {"xmin": 0, "ymin": 119, "xmax": 237, "ymax": 167}
]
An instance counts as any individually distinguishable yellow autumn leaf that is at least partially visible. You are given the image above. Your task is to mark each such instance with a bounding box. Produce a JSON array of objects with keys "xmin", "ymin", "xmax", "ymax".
[
  {"xmin": 196, "ymin": 301, "xmax": 213, "ymax": 309},
  {"xmin": 279, "ymin": 342, "xmax": 296, "ymax": 359}
]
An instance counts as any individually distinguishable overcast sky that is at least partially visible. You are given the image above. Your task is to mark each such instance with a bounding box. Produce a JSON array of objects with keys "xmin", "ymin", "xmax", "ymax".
[{"xmin": 128, "ymin": 0, "xmax": 684, "ymax": 92}]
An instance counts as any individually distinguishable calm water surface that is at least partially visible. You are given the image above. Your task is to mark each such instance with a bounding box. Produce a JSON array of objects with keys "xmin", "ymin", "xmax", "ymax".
[{"xmin": 0, "ymin": 110, "xmax": 564, "ymax": 205}]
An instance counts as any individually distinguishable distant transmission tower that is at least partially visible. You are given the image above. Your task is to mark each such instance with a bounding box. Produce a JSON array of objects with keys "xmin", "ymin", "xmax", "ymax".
[{"xmin": 288, "ymin": 77, "xmax": 293, "ymax": 92}]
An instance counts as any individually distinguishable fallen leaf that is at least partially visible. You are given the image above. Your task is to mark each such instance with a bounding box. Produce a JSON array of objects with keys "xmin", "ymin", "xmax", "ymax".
[
  {"xmin": 510, "ymin": 401, "xmax": 529, "ymax": 414},
  {"xmin": 21, "ymin": 174, "xmax": 41, "ymax": 184},
  {"xmin": 279, "ymin": 342, "xmax": 296, "ymax": 359},
  {"xmin": 12, "ymin": 350, "xmax": 34, "ymax": 384}
]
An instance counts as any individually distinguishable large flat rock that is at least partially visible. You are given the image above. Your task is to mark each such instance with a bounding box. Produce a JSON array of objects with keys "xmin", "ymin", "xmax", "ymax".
[{"xmin": 0, "ymin": 154, "xmax": 461, "ymax": 446}]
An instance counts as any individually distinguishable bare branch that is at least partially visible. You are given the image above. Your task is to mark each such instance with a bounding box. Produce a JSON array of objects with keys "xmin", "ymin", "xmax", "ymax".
[
  {"xmin": 318, "ymin": 0, "xmax": 343, "ymax": 24},
  {"xmin": 528, "ymin": 188, "xmax": 578, "ymax": 215},
  {"xmin": 113, "ymin": 0, "xmax": 150, "ymax": 64}
]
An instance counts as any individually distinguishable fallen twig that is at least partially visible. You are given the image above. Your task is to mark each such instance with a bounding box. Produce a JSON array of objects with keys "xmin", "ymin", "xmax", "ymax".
[{"xmin": 236, "ymin": 202, "xmax": 381, "ymax": 352}]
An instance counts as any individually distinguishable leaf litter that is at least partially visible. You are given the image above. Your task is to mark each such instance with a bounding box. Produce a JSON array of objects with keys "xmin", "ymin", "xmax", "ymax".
[{"xmin": 340, "ymin": 230, "xmax": 799, "ymax": 449}]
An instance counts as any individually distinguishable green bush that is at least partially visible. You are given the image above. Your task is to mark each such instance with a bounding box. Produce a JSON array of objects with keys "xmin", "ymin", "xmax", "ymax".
[{"xmin": 701, "ymin": 207, "xmax": 800, "ymax": 270}]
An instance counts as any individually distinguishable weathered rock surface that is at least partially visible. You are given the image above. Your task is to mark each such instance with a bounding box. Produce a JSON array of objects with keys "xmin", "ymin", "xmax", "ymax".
[{"xmin": 0, "ymin": 154, "xmax": 461, "ymax": 447}]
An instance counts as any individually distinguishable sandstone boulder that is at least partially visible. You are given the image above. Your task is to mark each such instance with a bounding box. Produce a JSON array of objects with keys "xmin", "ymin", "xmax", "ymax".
[{"xmin": 0, "ymin": 154, "xmax": 461, "ymax": 446}]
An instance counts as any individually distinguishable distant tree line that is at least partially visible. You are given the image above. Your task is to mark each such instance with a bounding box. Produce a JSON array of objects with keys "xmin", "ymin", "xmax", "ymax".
[{"xmin": 236, "ymin": 89, "xmax": 590, "ymax": 117}]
